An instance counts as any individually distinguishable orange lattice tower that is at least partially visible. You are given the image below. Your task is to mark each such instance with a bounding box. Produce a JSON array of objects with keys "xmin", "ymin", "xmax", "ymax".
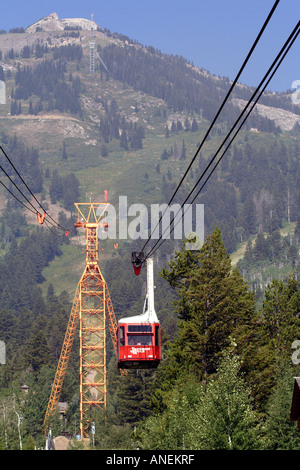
[{"xmin": 43, "ymin": 201, "xmax": 118, "ymax": 439}]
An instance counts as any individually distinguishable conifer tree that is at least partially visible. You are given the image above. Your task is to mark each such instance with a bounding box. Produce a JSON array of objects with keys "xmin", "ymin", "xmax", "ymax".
[
  {"xmin": 140, "ymin": 351, "xmax": 264, "ymax": 450},
  {"xmin": 180, "ymin": 139, "xmax": 186, "ymax": 160},
  {"xmin": 261, "ymin": 277, "xmax": 300, "ymax": 354},
  {"xmin": 28, "ymin": 100, "xmax": 34, "ymax": 115},
  {"xmin": 161, "ymin": 228, "xmax": 257, "ymax": 379},
  {"xmin": 191, "ymin": 118, "xmax": 198, "ymax": 132},
  {"xmin": 62, "ymin": 141, "xmax": 68, "ymax": 160},
  {"xmin": 188, "ymin": 351, "xmax": 265, "ymax": 449},
  {"xmin": 26, "ymin": 330, "xmax": 52, "ymax": 373},
  {"xmin": 265, "ymin": 358, "xmax": 300, "ymax": 449},
  {"xmin": 0, "ymin": 65, "xmax": 5, "ymax": 82},
  {"xmin": 120, "ymin": 130, "xmax": 128, "ymax": 150},
  {"xmin": 23, "ymin": 434, "xmax": 35, "ymax": 450}
]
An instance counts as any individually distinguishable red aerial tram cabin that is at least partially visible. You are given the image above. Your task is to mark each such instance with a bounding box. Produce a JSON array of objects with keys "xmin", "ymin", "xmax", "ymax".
[
  {"xmin": 117, "ymin": 258, "xmax": 161, "ymax": 369},
  {"xmin": 117, "ymin": 320, "xmax": 160, "ymax": 369}
]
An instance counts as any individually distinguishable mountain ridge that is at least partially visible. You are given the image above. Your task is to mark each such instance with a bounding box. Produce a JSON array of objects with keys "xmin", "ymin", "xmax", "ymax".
[{"xmin": 0, "ymin": 14, "xmax": 298, "ymax": 295}]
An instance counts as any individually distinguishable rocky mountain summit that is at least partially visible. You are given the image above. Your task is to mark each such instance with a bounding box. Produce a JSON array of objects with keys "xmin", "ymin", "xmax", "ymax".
[{"xmin": 25, "ymin": 12, "xmax": 99, "ymax": 33}]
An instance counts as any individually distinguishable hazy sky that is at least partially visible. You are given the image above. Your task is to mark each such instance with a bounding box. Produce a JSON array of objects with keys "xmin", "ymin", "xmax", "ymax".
[{"xmin": 1, "ymin": 0, "xmax": 299, "ymax": 92}]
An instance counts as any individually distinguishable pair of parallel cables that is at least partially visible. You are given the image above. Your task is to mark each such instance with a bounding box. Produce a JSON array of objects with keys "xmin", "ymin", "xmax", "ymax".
[
  {"xmin": 138, "ymin": 1, "xmax": 299, "ymax": 262},
  {"xmin": 0, "ymin": 144, "xmax": 69, "ymax": 236}
]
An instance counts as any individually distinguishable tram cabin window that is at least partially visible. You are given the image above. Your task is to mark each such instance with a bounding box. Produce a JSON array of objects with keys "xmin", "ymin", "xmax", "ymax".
[
  {"xmin": 128, "ymin": 325, "xmax": 152, "ymax": 332},
  {"xmin": 128, "ymin": 334, "xmax": 152, "ymax": 346},
  {"xmin": 120, "ymin": 326, "xmax": 125, "ymax": 347}
]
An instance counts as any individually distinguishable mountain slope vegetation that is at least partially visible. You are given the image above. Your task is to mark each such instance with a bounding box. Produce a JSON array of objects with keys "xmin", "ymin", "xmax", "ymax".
[{"xmin": 0, "ymin": 14, "xmax": 299, "ymax": 450}]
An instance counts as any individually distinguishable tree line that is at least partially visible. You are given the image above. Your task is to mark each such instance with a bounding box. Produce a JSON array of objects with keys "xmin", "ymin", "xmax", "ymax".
[
  {"xmin": 98, "ymin": 98, "xmax": 146, "ymax": 151},
  {"xmin": 12, "ymin": 59, "xmax": 82, "ymax": 116},
  {"xmin": 99, "ymin": 43, "xmax": 291, "ymax": 133},
  {"xmin": 0, "ymin": 133, "xmax": 79, "ymax": 214},
  {"xmin": 177, "ymin": 135, "xmax": 300, "ymax": 253},
  {"xmin": 0, "ymin": 132, "xmax": 43, "ymax": 194},
  {"xmin": 48, "ymin": 169, "xmax": 80, "ymax": 211}
]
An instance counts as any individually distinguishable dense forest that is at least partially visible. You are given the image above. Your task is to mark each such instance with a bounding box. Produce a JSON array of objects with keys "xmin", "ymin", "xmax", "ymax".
[
  {"xmin": 99, "ymin": 42, "xmax": 300, "ymax": 124},
  {"xmin": 98, "ymin": 98, "xmax": 146, "ymax": 150},
  {"xmin": 11, "ymin": 58, "xmax": 82, "ymax": 116},
  {"xmin": 197, "ymin": 136, "xmax": 300, "ymax": 251},
  {"xmin": 0, "ymin": 228, "xmax": 299, "ymax": 450},
  {"xmin": 0, "ymin": 132, "xmax": 80, "ymax": 216},
  {"xmin": 157, "ymin": 129, "xmax": 300, "ymax": 276}
]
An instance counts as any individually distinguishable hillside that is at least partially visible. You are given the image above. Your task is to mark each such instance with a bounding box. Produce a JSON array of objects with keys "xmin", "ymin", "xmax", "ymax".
[
  {"xmin": 1, "ymin": 12, "xmax": 300, "ymax": 452},
  {"xmin": 0, "ymin": 12, "xmax": 299, "ymax": 295}
]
